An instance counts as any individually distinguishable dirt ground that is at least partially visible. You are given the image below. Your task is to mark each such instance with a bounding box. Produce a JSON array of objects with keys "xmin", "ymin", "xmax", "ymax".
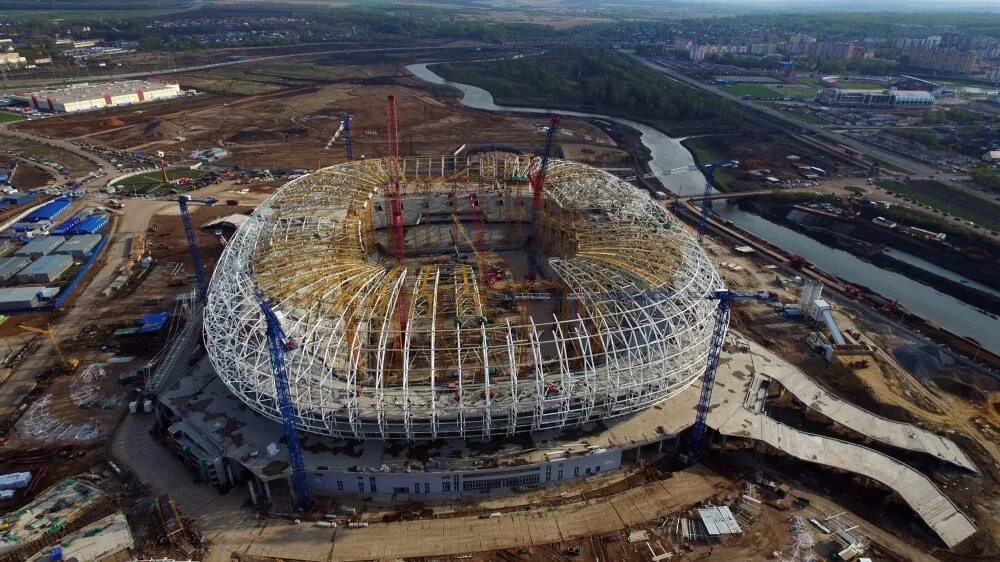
[{"xmin": 13, "ymin": 63, "xmax": 621, "ymax": 171}]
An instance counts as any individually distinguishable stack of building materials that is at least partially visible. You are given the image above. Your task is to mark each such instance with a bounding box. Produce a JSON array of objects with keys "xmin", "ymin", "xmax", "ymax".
[
  {"xmin": 53, "ymin": 234, "xmax": 101, "ymax": 259},
  {"xmin": 25, "ymin": 198, "xmax": 71, "ymax": 223},
  {"xmin": 72, "ymin": 215, "xmax": 108, "ymax": 235},
  {"xmin": 16, "ymin": 254, "xmax": 72, "ymax": 283},
  {"xmin": 14, "ymin": 236, "xmax": 65, "ymax": 259},
  {"xmin": 0, "ymin": 256, "xmax": 31, "ymax": 281},
  {"xmin": 23, "ymin": 512, "xmax": 134, "ymax": 562},
  {"xmin": 0, "ymin": 471, "xmax": 31, "ymax": 490}
]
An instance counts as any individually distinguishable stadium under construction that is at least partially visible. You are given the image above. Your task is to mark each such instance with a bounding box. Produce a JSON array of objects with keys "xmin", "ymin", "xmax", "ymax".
[{"xmin": 156, "ymin": 152, "xmax": 726, "ymax": 502}]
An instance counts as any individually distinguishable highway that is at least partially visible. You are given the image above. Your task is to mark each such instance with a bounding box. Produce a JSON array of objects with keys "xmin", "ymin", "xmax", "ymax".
[{"xmin": 628, "ymin": 53, "xmax": 993, "ymax": 200}]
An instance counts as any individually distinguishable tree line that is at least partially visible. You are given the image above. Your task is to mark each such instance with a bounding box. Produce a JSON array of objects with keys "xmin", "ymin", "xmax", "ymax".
[{"xmin": 436, "ymin": 47, "xmax": 734, "ymax": 122}]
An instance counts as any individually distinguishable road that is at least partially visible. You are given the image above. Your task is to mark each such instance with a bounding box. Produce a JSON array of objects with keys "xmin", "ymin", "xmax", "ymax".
[
  {"xmin": 0, "ymin": 121, "xmax": 119, "ymax": 189},
  {"xmin": 630, "ymin": 54, "xmax": 993, "ymax": 200},
  {"xmin": 3, "ymin": 44, "xmax": 490, "ymax": 89}
]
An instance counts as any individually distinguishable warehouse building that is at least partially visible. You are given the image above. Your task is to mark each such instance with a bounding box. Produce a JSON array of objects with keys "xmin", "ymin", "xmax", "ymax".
[
  {"xmin": 7, "ymin": 80, "xmax": 181, "ymax": 114},
  {"xmin": 0, "ymin": 286, "xmax": 52, "ymax": 311},
  {"xmin": 14, "ymin": 236, "xmax": 65, "ymax": 259},
  {"xmin": 815, "ymin": 88, "xmax": 935, "ymax": 109},
  {"xmin": 17, "ymin": 254, "xmax": 72, "ymax": 283},
  {"xmin": 0, "ymin": 256, "xmax": 31, "ymax": 282},
  {"xmin": 54, "ymin": 234, "xmax": 102, "ymax": 259}
]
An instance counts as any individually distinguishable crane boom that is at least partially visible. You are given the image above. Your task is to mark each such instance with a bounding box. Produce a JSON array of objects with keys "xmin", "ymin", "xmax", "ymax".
[
  {"xmin": 178, "ymin": 195, "xmax": 208, "ymax": 301},
  {"xmin": 19, "ymin": 324, "xmax": 79, "ymax": 372},
  {"xmin": 256, "ymin": 294, "xmax": 311, "ymax": 510}
]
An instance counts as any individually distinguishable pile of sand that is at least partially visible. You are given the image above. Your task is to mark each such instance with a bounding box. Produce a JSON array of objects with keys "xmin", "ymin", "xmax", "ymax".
[
  {"xmin": 102, "ymin": 117, "xmax": 126, "ymax": 128},
  {"xmin": 141, "ymin": 119, "xmax": 183, "ymax": 140}
]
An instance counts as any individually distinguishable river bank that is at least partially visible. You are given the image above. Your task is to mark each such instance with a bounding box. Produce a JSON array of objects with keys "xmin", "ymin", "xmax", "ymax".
[
  {"xmin": 745, "ymin": 202, "xmax": 1000, "ymax": 316},
  {"xmin": 403, "ymin": 61, "xmax": 1000, "ymax": 363}
]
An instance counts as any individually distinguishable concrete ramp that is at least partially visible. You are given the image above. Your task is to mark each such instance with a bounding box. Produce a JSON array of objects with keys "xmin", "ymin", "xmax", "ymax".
[
  {"xmin": 750, "ymin": 342, "xmax": 976, "ymax": 472},
  {"xmin": 715, "ymin": 409, "xmax": 977, "ymax": 548}
]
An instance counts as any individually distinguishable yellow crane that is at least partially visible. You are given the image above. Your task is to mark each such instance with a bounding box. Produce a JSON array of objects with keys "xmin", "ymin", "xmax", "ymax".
[{"xmin": 19, "ymin": 324, "xmax": 79, "ymax": 372}]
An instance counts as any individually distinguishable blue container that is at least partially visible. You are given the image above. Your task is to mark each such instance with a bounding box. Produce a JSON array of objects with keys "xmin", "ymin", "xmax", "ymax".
[
  {"xmin": 52, "ymin": 216, "xmax": 84, "ymax": 236},
  {"xmin": 50, "ymin": 546, "xmax": 62, "ymax": 562}
]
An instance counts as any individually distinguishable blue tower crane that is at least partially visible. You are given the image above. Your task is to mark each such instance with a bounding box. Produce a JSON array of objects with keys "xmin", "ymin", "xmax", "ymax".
[
  {"xmin": 695, "ymin": 159, "xmax": 739, "ymax": 245},
  {"xmin": 178, "ymin": 195, "xmax": 209, "ymax": 301},
  {"xmin": 342, "ymin": 113, "xmax": 354, "ymax": 161},
  {"xmin": 688, "ymin": 289, "xmax": 777, "ymax": 460},
  {"xmin": 256, "ymin": 293, "xmax": 311, "ymax": 510}
]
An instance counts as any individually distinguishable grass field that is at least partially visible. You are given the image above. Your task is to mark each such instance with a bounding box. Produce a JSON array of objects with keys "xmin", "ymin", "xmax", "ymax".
[
  {"xmin": 0, "ymin": 112, "xmax": 25, "ymax": 123},
  {"xmin": 112, "ymin": 168, "xmax": 204, "ymax": 194},
  {"xmin": 877, "ymin": 179, "xmax": 1000, "ymax": 231},
  {"xmin": 771, "ymin": 85, "xmax": 819, "ymax": 99},
  {"xmin": 721, "ymin": 84, "xmax": 783, "ymax": 98}
]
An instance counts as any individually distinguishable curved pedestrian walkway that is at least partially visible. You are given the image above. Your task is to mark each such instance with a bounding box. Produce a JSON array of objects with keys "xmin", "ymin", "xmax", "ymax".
[
  {"xmin": 750, "ymin": 343, "xmax": 976, "ymax": 472},
  {"xmin": 715, "ymin": 409, "xmax": 977, "ymax": 548}
]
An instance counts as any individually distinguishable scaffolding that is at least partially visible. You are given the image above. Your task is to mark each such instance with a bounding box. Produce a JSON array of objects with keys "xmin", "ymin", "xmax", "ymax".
[{"xmin": 203, "ymin": 156, "xmax": 722, "ymax": 440}]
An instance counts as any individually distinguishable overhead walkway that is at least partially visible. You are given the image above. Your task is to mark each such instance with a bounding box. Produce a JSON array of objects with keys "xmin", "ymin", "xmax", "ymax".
[
  {"xmin": 749, "ymin": 341, "xmax": 976, "ymax": 472},
  {"xmin": 714, "ymin": 409, "xmax": 977, "ymax": 548}
]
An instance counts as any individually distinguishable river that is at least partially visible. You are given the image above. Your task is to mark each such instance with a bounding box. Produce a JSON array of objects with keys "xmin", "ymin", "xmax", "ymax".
[{"xmin": 405, "ymin": 63, "xmax": 1000, "ymax": 355}]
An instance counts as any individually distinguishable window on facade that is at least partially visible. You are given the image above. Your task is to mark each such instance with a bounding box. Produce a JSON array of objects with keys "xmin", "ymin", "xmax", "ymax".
[
  {"xmin": 442, "ymin": 481, "xmax": 451, "ymax": 492},
  {"xmin": 336, "ymin": 480, "xmax": 344, "ymax": 491},
  {"xmin": 414, "ymin": 483, "xmax": 420, "ymax": 493},
  {"xmin": 574, "ymin": 467, "xmax": 579, "ymax": 477},
  {"xmin": 557, "ymin": 469, "xmax": 563, "ymax": 480},
  {"xmin": 370, "ymin": 477, "xmax": 377, "ymax": 493},
  {"xmin": 424, "ymin": 483, "xmax": 430, "ymax": 494},
  {"xmin": 357, "ymin": 481, "xmax": 364, "ymax": 492}
]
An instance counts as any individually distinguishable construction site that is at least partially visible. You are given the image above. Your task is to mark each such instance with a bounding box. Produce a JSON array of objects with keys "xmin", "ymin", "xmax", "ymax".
[{"xmin": 0, "ymin": 54, "xmax": 998, "ymax": 562}]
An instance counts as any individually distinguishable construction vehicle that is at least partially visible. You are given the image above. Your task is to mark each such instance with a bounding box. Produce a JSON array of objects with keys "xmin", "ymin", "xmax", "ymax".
[{"xmin": 19, "ymin": 324, "xmax": 79, "ymax": 372}]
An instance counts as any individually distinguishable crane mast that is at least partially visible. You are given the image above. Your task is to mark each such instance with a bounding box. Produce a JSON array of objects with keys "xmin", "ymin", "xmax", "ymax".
[
  {"xmin": 687, "ymin": 289, "xmax": 777, "ymax": 460},
  {"xmin": 530, "ymin": 115, "xmax": 560, "ymax": 217},
  {"xmin": 257, "ymin": 294, "xmax": 311, "ymax": 510},
  {"xmin": 178, "ymin": 195, "xmax": 208, "ymax": 301},
  {"xmin": 386, "ymin": 95, "xmax": 405, "ymax": 264},
  {"xmin": 342, "ymin": 113, "xmax": 354, "ymax": 161}
]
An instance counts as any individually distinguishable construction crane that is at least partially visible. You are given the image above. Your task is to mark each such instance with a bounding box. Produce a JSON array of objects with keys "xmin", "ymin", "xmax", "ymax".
[
  {"xmin": 386, "ymin": 95, "xmax": 405, "ymax": 264},
  {"xmin": 530, "ymin": 115, "xmax": 560, "ymax": 217},
  {"xmin": 178, "ymin": 195, "xmax": 211, "ymax": 302},
  {"xmin": 256, "ymin": 293, "xmax": 311, "ymax": 511},
  {"xmin": 695, "ymin": 160, "xmax": 741, "ymax": 245},
  {"xmin": 156, "ymin": 150, "xmax": 170, "ymax": 184},
  {"xmin": 687, "ymin": 289, "xmax": 777, "ymax": 460},
  {"xmin": 451, "ymin": 213, "xmax": 493, "ymax": 284},
  {"xmin": 20, "ymin": 324, "xmax": 79, "ymax": 372},
  {"xmin": 468, "ymin": 192, "xmax": 485, "ymax": 252},
  {"xmin": 342, "ymin": 113, "xmax": 354, "ymax": 161}
]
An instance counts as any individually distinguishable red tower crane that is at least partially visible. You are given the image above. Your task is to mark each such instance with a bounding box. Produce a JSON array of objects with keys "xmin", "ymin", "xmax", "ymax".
[
  {"xmin": 386, "ymin": 95, "xmax": 405, "ymax": 264},
  {"xmin": 530, "ymin": 115, "xmax": 560, "ymax": 217}
]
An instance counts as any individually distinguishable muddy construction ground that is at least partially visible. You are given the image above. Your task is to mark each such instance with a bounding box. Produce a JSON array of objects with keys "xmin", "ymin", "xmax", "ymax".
[{"xmin": 13, "ymin": 59, "xmax": 629, "ymax": 172}]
